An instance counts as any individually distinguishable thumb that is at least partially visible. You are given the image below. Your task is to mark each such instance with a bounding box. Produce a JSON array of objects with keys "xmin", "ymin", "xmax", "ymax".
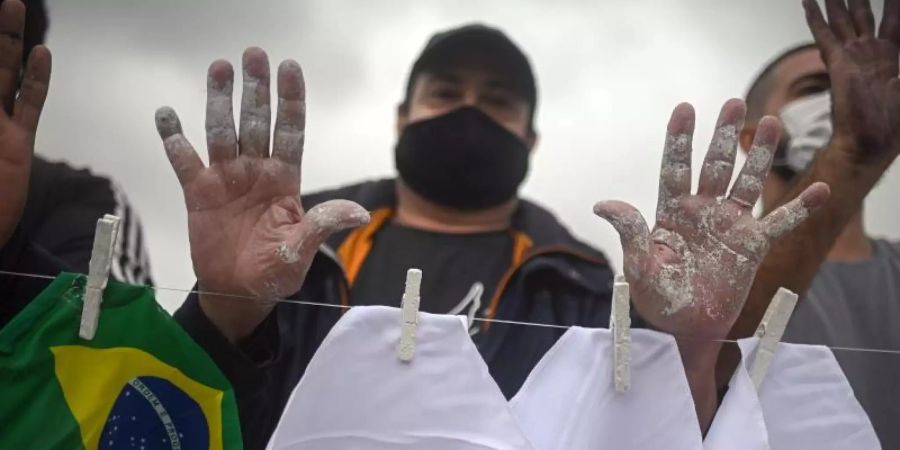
[
  {"xmin": 593, "ymin": 200, "xmax": 651, "ymax": 281},
  {"xmin": 285, "ymin": 199, "xmax": 370, "ymax": 262}
]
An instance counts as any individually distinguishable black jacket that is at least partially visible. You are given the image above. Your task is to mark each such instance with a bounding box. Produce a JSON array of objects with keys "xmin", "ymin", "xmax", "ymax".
[
  {"xmin": 175, "ymin": 179, "xmax": 640, "ymax": 450},
  {"xmin": 0, "ymin": 157, "xmax": 153, "ymax": 327},
  {"xmin": 21, "ymin": 158, "xmax": 153, "ymax": 286}
]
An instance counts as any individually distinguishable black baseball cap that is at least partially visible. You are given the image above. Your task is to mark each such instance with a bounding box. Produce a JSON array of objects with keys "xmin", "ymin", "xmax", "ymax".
[{"xmin": 403, "ymin": 24, "xmax": 538, "ymax": 129}]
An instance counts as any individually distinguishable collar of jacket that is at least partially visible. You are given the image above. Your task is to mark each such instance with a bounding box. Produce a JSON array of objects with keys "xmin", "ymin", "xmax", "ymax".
[{"xmin": 302, "ymin": 178, "xmax": 613, "ymax": 312}]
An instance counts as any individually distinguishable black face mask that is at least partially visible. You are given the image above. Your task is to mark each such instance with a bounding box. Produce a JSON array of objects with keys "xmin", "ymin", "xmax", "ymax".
[{"xmin": 395, "ymin": 107, "xmax": 530, "ymax": 210}]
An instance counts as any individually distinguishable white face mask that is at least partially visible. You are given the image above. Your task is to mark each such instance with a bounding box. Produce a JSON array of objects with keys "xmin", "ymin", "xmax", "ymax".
[{"xmin": 777, "ymin": 90, "xmax": 832, "ymax": 173}]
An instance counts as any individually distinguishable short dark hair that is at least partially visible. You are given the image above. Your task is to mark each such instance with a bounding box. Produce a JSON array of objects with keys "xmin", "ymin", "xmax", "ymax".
[
  {"xmin": 745, "ymin": 42, "xmax": 818, "ymax": 123},
  {"xmin": 401, "ymin": 24, "xmax": 538, "ymax": 134},
  {"xmin": 401, "ymin": 62, "xmax": 537, "ymax": 134}
]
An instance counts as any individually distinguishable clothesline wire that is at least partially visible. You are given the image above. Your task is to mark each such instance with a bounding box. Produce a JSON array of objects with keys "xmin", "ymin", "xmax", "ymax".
[{"xmin": 3, "ymin": 269, "xmax": 899, "ymax": 356}]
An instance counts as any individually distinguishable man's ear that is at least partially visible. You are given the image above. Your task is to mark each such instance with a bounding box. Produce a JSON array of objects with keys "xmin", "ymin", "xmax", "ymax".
[
  {"xmin": 739, "ymin": 126, "xmax": 756, "ymax": 155},
  {"xmin": 396, "ymin": 102, "xmax": 409, "ymax": 137}
]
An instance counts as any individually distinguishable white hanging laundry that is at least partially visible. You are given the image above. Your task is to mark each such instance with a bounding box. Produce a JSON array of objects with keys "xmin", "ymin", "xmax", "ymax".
[
  {"xmin": 265, "ymin": 305, "xmax": 534, "ymax": 450},
  {"xmin": 705, "ymin": 288, "xmax": 796, "ymax": 450},
  {"xmin": 704, "ymin": 349, "xmax": 770, "ymax": 450},
  {"xmin": 736, "ymin": 337, "xmax": 880, "ymax": 450},
  {"xmin": 509, "ymin": 327, "xmax": 704, "ymax": 450}
]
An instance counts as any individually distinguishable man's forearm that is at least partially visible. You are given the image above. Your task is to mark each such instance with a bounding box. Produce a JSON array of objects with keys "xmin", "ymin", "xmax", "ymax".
[
  {"xmin": 716, "ymin": 142, "xmax": 896, "ymax": 387},
  {"xmin": 736, "ymin": 142, "xmax": 891, "ymax": 338},
  {"xmin": 199, "ymin": 291, "xmax": 276, "ymax": 343},
  {"xmin": 677, "ymin": 338, "xmax": 722, "ymax": 434}
]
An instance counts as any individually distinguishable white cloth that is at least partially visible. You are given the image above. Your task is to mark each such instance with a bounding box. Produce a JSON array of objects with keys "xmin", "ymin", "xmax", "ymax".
[
  {"xmin": 778, "ymin": 90, "xmax": 832, "ymax": 172},
  {"xmin": 704, "ymin": 343, "xmax": 770, "ymax": 450},
  {"xmin": 509, "ymin": 327, "xmax": 704, "ymax": 450},
  {"xmin": 266, "ymin": 305, "xmax": 533, "ymax": 450},
  {"xmin": 710, "ymin": 337, "xmax": 879, "ymax": 450},
  {"xmin": 735, "ymin": 337, "xmax": 880, "ymax": 450}
]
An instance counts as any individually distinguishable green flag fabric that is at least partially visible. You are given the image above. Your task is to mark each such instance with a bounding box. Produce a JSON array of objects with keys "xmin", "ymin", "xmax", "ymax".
[{"xmin": 0, "ymin": 272, "xmax": 243, "ymax": 450}]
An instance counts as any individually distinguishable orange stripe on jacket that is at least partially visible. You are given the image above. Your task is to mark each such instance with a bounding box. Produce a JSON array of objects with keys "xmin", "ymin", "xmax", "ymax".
[
  {"xmin": 337, "ymin": 208, "xmax": 394, "ymax": 289},
  {"xmin": 481, "ymin": 230, "xmax": 533, "ymax": 331}
]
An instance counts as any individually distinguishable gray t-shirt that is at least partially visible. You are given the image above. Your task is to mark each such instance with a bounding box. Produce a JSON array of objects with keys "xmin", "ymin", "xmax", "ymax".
[{"xmin": 784, "ymin": 239, "xmax": 900, "ymax": 448}]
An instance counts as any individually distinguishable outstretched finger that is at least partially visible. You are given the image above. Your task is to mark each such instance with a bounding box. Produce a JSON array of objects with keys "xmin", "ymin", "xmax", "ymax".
[
  {"xmin": 804, "ymin": 0, "xmax": 841, "ymax": 59},
  {"xmin": 272, "ymin": 59, "xmax": 306, "ymax": 168},
  {"xmin": 879, "ymin": 0, "xmax": 900, "ymax": 47},
  {"xmin": 698, "ymin": 99, "xmax": 745, "ymax": 197},
  {"xmin": 156, "ymin": 106, "xmax": 204, "ymax": 185},
  {"xmin": 657, "ymin": 103, "xmax": 695, "ymax": 221},
  {"xmin": 206, "ymin": 59, "xmax": 237, "ymax": 164},
  {"xmin": 13, "ymin": 45, "xmax": 50, "ymax": 133},
  {"xmin": 729, "ymin": 116, "xmax": 780, "ymax": 208},
  {"xmin": 283, "ymin": 200, "xmax": 371, "ymax": 263},
  {"xmin": 825, "ymin": 0, "xmax": 859, "ymax": 41},
  {"xmin": 239, "ymin": 47, "xmax": 271, "ymax": 158},
  {"xmin": 849, "ymin": 0, "xmax": 876, "ymax": 37},
  {"xmin": 0, "ymin": 0, "xmax": 25, "ymax": 114},
  {"xmin": 594, "ymin": 200, "xmax": 651, "ymax": 281},
  {"xmin": 762, "ymin": 181, "xmax": 830, "ymax": 240}
]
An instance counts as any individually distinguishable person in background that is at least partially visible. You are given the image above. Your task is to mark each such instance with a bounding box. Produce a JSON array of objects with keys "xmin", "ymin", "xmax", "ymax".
[
  {"xmin": 158, "ymin": 1, "xmax": 897, "ymax": 448},
  {"xmin": 165, "ymin": 27, "xmax": 631, "ymax": 450},
  {"xmin": 741, "ymin": 37, "xmax": 900, "ymax": 446},
  {"xmin": 0, "ymin": 0, "xmax": 153, "ymax": 327}
]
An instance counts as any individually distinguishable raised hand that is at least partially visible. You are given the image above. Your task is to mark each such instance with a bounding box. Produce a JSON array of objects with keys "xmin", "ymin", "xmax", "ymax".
[
  {"xmin": 594, "ymin": 100, "xmax": 829, "ymax": 429},
  {"xmin": 156, "ymin": 48, "xmax": 369, "ymax": 342},
  {"xmin": 595, "ymin": 100, "xmax": 829, "ymax": 340},
  {"xmin": 0, "ymin": 0, "xmax": 50, "ymax": 246},
  {"xmin": 718, "ymin": 0, "xmax": 900, "ymax": 401},
  {"xmin": 805, "ymin": 0, "xmax": 900, "ymax": 166}
]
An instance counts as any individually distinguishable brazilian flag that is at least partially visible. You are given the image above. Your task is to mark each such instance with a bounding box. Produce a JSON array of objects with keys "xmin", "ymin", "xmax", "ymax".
[{"xmin": 0, "ymin": 273, "xmax": 243, "ymax": 449}]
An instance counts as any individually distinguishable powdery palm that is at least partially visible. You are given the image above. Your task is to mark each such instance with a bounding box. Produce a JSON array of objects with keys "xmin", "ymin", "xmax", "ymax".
[
  {"xmin": 156, "ymin": 48, "xmax": 368, "ymax": 340},
  {"xmin": 594, "ymin": 99, "xmax": 830, "ymax": 341},
  {"xmin": 0, "ymin": 0, "xmax": 50, "ymax": 246}
]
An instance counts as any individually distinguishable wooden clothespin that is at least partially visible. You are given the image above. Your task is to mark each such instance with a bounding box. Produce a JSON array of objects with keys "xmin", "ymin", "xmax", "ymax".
[
  {"xmin": 397, "ymin": 268, "xmax": 422, "ymax": 362},
  {"xmin": 609, "ymin": 274, "xmax": 631, "ymax": 393},
  {"xmin": 78, "ymin": 214, "xmax": 121, "ymax": 340},
  {"xmin": 748, "ymin": 287, "xmax": 799, "ymax": 389}
]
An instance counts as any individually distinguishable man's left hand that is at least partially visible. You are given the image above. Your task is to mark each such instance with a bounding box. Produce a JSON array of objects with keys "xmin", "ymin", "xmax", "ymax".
[{"xmin": 594, "ymin": 99, "xmax": 830, "ymax": 430}]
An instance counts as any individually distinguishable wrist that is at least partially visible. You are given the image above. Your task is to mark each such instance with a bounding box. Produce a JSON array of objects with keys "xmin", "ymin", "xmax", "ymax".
[
  {"xmin": 676, "ymin": 338, "xmax": 721, "ymax": 432},
  {"xmin": 198, "ymin": 289, "xmax": 276, "ymax": 343},
  {"xmin": 677, "ymin": 338, "xmax": 721, "ymax": 379},
  {"xmin": 824, "ymin": 135, "xmax": 894, "ymax": 176}
]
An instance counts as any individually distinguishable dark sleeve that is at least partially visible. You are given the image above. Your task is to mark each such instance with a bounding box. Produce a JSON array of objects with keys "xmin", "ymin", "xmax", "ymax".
[
  {"xmin": 173, "ymin": 257, "xmax": 342, "ymax": 450},
  {"xmin": 173, "ymin": 293, "xmax": 285, "ymax": 450},
  {"xmin": 0, "ymin": 227, "xmax": 69, "ymax": 328},
  {"xmin": 22, "ymin": 158, "xmax": 154, "ymax": 286}
]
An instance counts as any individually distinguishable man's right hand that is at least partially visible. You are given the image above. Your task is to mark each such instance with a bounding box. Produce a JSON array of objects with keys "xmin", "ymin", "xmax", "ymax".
[
  {"xmin": 805, "ymin": 0, "xmax": 900, "ymax": 169},
  {"xmin": 155, "ymin": 48, "xmax": 369, "ymax": 343},
  {"xmin": 0, "ymin": 0, "xmax": 50, "ymax": 247}
]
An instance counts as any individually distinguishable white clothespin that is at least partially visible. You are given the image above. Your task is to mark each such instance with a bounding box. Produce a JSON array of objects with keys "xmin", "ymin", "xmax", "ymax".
[
  {"xmin": 748, "ymin": 287, "xmax": 799, "ymax": 389},
  {"xmin": 78, "ymin": 214, "xmax": 121, "ymax": 340},
  {"xmin": 398, "ymin": 268, "xmax": 422, "ymax": 362},
  {"xmin": 609, "ymin": 274, "xmax": 631, "ymax": 393}
]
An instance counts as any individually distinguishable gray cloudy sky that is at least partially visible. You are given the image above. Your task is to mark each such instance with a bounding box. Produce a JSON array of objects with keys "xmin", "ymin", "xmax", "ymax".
[{"xmin": 36, "ymin": 0, "xmax": 898, "ymax": 311}]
